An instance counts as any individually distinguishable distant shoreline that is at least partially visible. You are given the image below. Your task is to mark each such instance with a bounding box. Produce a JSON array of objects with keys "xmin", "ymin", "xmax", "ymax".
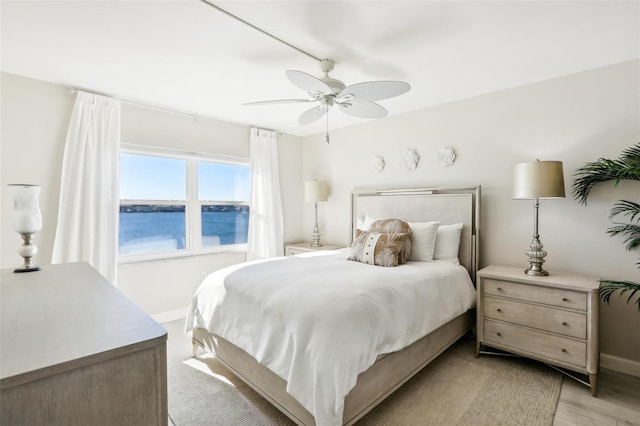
[{"xmin": 120, "ymin": 205, "xmax": 249, "ymax": 213}]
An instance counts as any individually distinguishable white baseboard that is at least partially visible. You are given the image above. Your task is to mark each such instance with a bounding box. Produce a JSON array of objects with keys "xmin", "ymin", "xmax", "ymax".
[
  {"xmin": 152, "ymin": 308, "xmax": 188, "ymax": 324},
  {"xmin": 601, "ymin": 353, "xmax": 640, "ymax": 378}
]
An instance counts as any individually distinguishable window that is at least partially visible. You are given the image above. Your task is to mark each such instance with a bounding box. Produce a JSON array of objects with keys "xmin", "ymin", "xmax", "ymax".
[
  {"xmin": 119, "ymin": 146, "xmax": 250, "ymax": 261},
  {"xmin": 198, "ymin": 161, "xmax": 250, "ymax": 248}
]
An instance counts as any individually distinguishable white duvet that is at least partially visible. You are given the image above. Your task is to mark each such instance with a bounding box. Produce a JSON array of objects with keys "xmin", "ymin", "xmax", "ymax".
[{"xmin": 186, "ymin": 249, "xmax": 476, "ymax": 426}]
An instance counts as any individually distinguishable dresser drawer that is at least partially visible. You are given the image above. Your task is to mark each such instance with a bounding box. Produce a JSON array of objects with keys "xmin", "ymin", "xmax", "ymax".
[
  {"xmin": 484, "ymin": 278, "xmax": 587, "ymax": 311},
  {"xmin": 484, "ymin": 320, "xmax": 586, "ymax": 368},
  {"xmin": 483, "ymin": 296, "xmax": 586, "ymax": 339}
]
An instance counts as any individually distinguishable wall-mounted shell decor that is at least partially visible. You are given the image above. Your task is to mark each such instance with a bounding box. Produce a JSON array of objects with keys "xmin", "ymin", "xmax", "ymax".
[
  {"xmin": 438, "ymin": 148, "xmax": 456, "ymax": 167},
  {"xmin": 371, "ymin": 156, "xmax": 385, "ymax": 173},
  {"xmin": 401, "ymin": 150, "xmax": 419, "ymax": 170}
]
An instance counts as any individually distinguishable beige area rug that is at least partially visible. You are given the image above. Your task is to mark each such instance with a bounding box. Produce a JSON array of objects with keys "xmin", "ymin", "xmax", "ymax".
[{"xmin": 165, "ymin": 320, "xmax": 562, "ymax": 426}]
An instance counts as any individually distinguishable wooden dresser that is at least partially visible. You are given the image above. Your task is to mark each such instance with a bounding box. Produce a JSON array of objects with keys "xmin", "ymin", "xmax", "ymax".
[
  {"xmin": 1, "ymin": 262, "xmax": 168, "ymax": 425},
  {"xmin": 476, "ymin": 265, "xmax": 600, "ymax": 396}
]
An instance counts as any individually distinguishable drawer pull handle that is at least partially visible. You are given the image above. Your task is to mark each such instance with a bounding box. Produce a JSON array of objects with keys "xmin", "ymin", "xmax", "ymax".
[
  {"xmin": 561, "ymin": 349, "xmax": 568, "ymax": 353},
  {"xmin": 562, "ymin": 297, "xmax": 569, "ymax": 302},
  {"xmin": 496, "ymin": 287, "xmax": 503, "ymax": 291},
  {"xmin": 496, "ymin": 332, "xmax": 502, "ymax": 337},
  {"xmin": 562, "ymin": 322, "xmax": 569, "ymax": 326},
  {"xmin": 496, "ymin": 308, "xmax": 502, "ymax": 313}
]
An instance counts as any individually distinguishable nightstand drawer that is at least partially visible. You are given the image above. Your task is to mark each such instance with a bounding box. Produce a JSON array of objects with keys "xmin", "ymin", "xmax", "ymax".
[
  {"xmin": 484, "ymin": 320, "xmax": 586, "ymax": 368},
  {"xmin": 285, "ymin": 242, "xmax": 342, "ymax": 256},
  {"xmin": 286, "ymin": 247, "xmax": 308, "ymax": 256},
  {"xmin": 484, "ymin": 279, "xmax": 587, "ymax": 311},
  {"xmin": 484, "ymin": 296, "xmax": 586, "ymax": 339}
]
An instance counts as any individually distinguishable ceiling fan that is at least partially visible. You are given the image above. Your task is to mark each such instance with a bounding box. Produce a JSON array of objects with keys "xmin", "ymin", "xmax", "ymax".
[{"xmin": 244, "ymin": 59, "xmax": 411, "ymax": 126}]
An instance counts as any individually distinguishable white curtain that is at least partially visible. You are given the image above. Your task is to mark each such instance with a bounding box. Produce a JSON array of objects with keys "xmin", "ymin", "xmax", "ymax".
[
  {"xmin": 52, "ymin": 91, "xmax": 121, "ymax": 283},
  {"xmin": 247, "ymin": 128, "xmax": 284, "ymax": 260}
]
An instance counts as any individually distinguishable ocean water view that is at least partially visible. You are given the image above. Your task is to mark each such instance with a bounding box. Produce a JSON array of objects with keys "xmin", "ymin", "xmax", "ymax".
[{"xmin": 119, "ymin": 206, "xmax": 249, "ymax": 255}]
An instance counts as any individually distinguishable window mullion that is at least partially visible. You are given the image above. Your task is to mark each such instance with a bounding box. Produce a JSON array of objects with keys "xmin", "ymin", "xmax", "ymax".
[{"xmin": 188, "ymin": 159, "xmax": 200, "ymax": 253}]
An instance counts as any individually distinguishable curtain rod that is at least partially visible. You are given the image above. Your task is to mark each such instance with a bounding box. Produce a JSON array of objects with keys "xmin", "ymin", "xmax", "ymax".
[{"xmin": 65, "ymin": 85, "xmax": 282, "ymax": 135}]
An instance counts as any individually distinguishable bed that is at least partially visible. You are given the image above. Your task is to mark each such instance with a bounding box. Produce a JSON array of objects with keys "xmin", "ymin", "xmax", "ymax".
[{"xmin": 186, "ymin": 186, "xmax": 481, "ymax": 426}]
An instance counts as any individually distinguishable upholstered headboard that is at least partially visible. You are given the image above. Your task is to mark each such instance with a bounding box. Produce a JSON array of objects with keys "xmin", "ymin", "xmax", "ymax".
[{"xmin": 351, "ymin": 186, "xmax": 481, "ymax": 284}]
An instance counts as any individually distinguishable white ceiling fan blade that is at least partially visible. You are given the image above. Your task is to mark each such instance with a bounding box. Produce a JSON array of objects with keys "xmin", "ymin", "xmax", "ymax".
[
  {"xmin": 299, "ymin": 105, "xmax": 329, "ymax": 125},
  {"xmin": 243, "ymin": 99, "xmax": 311, "ymax": 106},
  {"xmin": 286, "ymin": 70, "xmax": 333, "ymax": 95},
  {"xmin": 339, "ymin": 81, "xmax": 411, "ymax": 102},
  {"xmin": 338, "ymin": 99, "xmax": 388, "ymax": 119}
]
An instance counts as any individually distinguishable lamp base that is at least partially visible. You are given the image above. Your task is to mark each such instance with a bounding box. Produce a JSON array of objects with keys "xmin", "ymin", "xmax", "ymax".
[
  {"xmin": 524, "ymin": 266, "xmax": 549, "ymax": 276},
  {"xmin": 14, "ymin": 266, "xmax": 41, "ymax": 273},
  {"xmin": 15, "ymin": 233, "xmax": 40, "ymax": 273},
  {"xmin": 310, "ymin": 231, "xmax": 323, "ymax": 248},
  {"xmin": 524, "ymin": 235, "xmax": 548, "ymax": 276}
]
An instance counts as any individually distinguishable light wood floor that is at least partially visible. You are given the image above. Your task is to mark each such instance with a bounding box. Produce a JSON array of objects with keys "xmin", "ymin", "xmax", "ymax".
[
  {"xmin": 554, "ymin": 369, "xmax": 640, "ymax": 426},
  {"xmin": 167, "ymin": 370, "xmax": 640, "ymax": 426},
  {"xmin": 166, "ymin": 317, "xmax": 640, "ymax": 425}
]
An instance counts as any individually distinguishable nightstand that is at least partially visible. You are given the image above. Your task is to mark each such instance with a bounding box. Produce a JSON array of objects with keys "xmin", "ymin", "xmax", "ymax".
[
  {"xmin": 476, "ymin": 265, "xmax": 600, "ymax": 396},
  {"xmin": 285, "ymin": 242, "xmax": 343, "ymax": 256}
]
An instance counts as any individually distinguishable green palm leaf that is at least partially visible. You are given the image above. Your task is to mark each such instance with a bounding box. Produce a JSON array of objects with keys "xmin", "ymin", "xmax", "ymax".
[
  {"xmin": 600, "ymin": 280, "xmax": 640, "ymax": 311},
  {"xmin": 608, "ymin": 199, "xmax": 640, "ymax": 261},
  {"xmin": 621, "ymin": 144, "xmax": 640, "ymax": 163},
  {"xmin": 607, "ymin": 223, "xmax": 640, "ymax": 250},
  {"xmin": 572, "ymin": 142, "xmax": 640, "ymax": 205},
  {"xmin": 573, "ymin": 143, "xmax": 640, "ymax": 309},
  {"xmin": 609, "ymin": 200, "xmax": 640, "ymax": 221}
]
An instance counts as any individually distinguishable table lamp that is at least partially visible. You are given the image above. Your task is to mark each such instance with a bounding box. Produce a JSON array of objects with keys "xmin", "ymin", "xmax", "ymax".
[
  {"xmin": 304, "ymin": 180, "xmax": 329, "ymax": 247},
  {"xmin": 513, "ymin": 160, "xmax": 565, "ymax": 276},
  {"xmin": 8, "ymin": 184, "xmax": 43, "ymax": 272}
]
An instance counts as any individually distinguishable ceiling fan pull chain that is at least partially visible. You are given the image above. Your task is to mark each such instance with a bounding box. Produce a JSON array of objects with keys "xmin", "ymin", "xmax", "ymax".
[{"xmin": 325, "ymin": 105, "xmax": 330, "ymax": 144}]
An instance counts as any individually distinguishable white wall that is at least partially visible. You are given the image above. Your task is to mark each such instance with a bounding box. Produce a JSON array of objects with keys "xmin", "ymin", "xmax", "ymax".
[
  {"xmin": 302, "ymin": 60, "xmax": 640, "ymax": 369},
  {"xmin": 1, "ymin": 73, "xmax": 73, "ymax": 268}
]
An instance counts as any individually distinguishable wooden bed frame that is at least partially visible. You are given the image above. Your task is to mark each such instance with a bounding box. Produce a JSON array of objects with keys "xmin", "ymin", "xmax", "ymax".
[{"xmin": 191, "ymin": 186, "xmax": 481, "ymax": 425}]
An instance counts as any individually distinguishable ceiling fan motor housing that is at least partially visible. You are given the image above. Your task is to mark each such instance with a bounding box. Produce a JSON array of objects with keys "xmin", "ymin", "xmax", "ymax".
[{"xmin": 318, "ymin": 59, "xmax": 345, "ymax": 94}]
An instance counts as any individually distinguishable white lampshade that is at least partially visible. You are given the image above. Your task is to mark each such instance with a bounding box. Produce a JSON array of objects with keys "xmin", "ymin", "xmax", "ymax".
[
  {"xmin": 513, "ymin": 160, "xmax": 565, "ymax": 199},
  {"xmin": 8, "ymin": 184, "xmax": 43, "ymax": 234},
  {"xmin": 8, "ymin": 184, "xmax": 43, "ymax": 272},
  {"xmin": 304, "ymin": 181, "xmax": 329, "ymax": 202}
]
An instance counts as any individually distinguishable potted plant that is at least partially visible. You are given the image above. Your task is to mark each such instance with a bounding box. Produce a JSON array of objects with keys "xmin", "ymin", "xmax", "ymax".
[{"xmin": 572, "ymin": 143, "xmax": 640, "ymax": 310}]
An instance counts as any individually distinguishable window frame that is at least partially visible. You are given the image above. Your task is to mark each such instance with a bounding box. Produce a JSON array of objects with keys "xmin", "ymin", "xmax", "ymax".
[{"xmin": 118, "ymin": 144, "xmax": 250, "ymax": 264}]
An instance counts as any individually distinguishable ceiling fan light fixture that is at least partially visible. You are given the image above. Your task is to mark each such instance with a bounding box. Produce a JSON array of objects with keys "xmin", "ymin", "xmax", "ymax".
[{"xmin": 248, "ymin": 58, "xmax": 410, "ymax": 126}]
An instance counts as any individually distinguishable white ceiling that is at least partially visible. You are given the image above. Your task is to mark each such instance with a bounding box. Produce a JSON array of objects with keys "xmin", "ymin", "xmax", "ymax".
[{"xmin": 2, "ymin": 1, "xmax": 638, "ymax": 137}]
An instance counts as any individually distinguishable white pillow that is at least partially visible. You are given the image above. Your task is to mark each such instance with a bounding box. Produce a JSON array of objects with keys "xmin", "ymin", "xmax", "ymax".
[
  {"xmin": 408, "ymin": 221, "xmax": 440, "ymax": 261},
  {"xmin": 356, "ymin": 214, "xmax": 377, "ymax": 231},
  {"xmin": 433, "ymin": 223, "xmax": 463, "ymax": 264}
]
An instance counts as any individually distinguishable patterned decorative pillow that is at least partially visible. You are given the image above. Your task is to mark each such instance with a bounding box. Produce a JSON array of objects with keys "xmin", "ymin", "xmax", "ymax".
[
  {"xmin": 369, "ymin": 219, "xmax": 412, "ymax": 264},
  {"xmin": 348, "ymin": 231, "xmax": 410, "ymax": 267}
]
